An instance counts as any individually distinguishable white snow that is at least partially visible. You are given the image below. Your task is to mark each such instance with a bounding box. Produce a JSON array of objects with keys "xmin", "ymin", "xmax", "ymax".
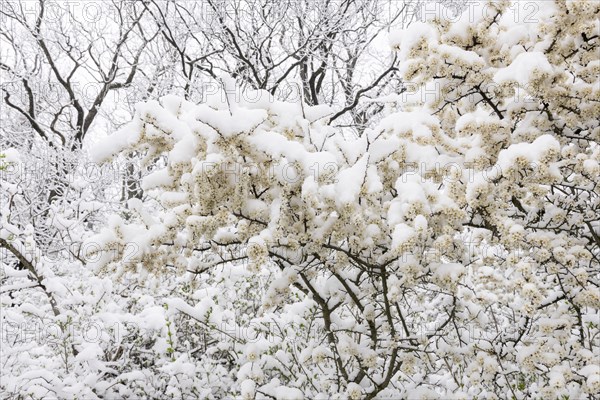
[
  {"xmin": 2, "ymin": 148, "xmax": 20, "ymax": 163},
  {"xmin": 392, "ymin": 223, "xmax": 416, "ymax": 251},
  {"xmin": 389, "ymin": 22, "xmax": 439, "ymax": 60},
  {"xmin": 90, "ymin": 119, "xmax": 143, "ymax": 162},
  {"xmin": 273, "ymin": 386, "xmax": 304, "ymax": 400},
  {"xmin": 142, "ymin": 169, "xmax": 174, "ymax": 190},
  {"xmin": 335, "ymin": 154, "xmax": 369, "ymax": 206},
  {"xmin": 431, "ymin": 262, "xmax": 465, "ymax": 282},
  {"xmin": 455, "ymin": 107, "xmax": 501, "ymax": 132},
  {"xmin": 494, "ymin": 52, "xmax": 554, "ymax": 86},
  {"xmin": 495, "ymin": 134, "xmax": 560, "ymax": 173},
  {"xmin": 437, "ymin": 44, "xmax": 484, "ymax": 66}
]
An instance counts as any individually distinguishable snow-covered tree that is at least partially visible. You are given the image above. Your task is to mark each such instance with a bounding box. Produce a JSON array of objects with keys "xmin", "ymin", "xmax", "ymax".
[
  {"xmin": 2, "ymin": 0, "xmax": 598, "ymax": 398},
  {"xmin": 86, "ymin": 1, "xmax": 599, "ymax": 398}
]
